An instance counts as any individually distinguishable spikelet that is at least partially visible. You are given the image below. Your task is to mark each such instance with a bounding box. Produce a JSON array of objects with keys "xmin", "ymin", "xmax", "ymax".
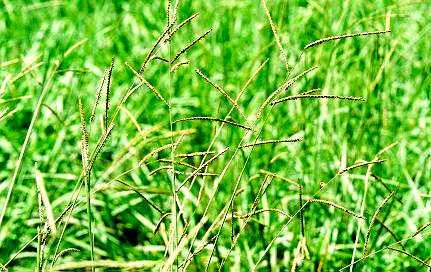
[
  {"xmin": 176, "ymin": 147, "xmax": 229, "ymax": 192},
  {"xmin": 195, "ymin": 69, "xmax": 246, "ymax": 119},
  {"xmin": 304, "ymin": 30, "xmax": 391, "ymax": 50},
  {"xmin": 149, "ymin": 56, "xmax": 170, "ymax": 63},
  {"xmin": 104, "ymin": 58, "xmax": 114, "ymax": 130},
  {"xmin": 36, "ymin": 184, "xmax": 44, "ymax": 272},
  {"xmin": 375, "ymin": 219, "xmax": 405, "ymax": 250},
  {"xmin": 173, "ymin": 116, "xmax": 252, "ymax": 131},
  {"xmin": 272, "ymin": 94, "xmax": 366, "ymax": 105},
  {"xmin": 165, "ymin": 13, "xmax": 200, "ymax": 42},
  {"xmin": 87, "ymin": 123, "xmax": 114, "ymax": 172},
  {"xmin": 250, "ymin": 175, "xmax": 273, "ymax": 214},
  {"xmin": 150, "ymin": 166, "xmax": 217, "ymax": 177},
  {"xmin": 411, "ymin": 222, "xmax": 431, "ymax": 238},
  {"xmin": 363, "ymin": 191, "xmax": 395, "ymax": 255},
  {"xmin": 159, "ymin": 158, "xmax": 198, "ymax": 170},
  {"xmin": 64, "ymin": 39, "xmax": 88, "ymax": 57},
  {"xmin": 78, "ymin": 96, "xmax": 93, "ymax": 263},
  {"xmin": 149, "ymin": 166, "xmax": 174, "ymax": 176},
  {"xmin": 90, "ymin": 69, "xmax": 106, "ymax": 123},
  {"xmin": 377, "ymin": 141, "xmax": 399, "ymax": 157},
  {"xmin": 239, "ymin": 137, "xmax": 303, "ymax": 148},
  {"xmin": 139, "ymin": 22, "xmax": 174, "ymax": 73},
  {"xmin": 279, "ymin": 66, "xmax": 319, "ymax": 94},
  {"xmin": 166, "ymin": 0, "xmax": 172, "ymax": 24},
  {"xmin": 138, "ymin": 143, "xmax": 176, "ymax": 165},
  {"xmin": 299, "ymin": 88, "xmax": 320, "ymax": 96},
  {"xmin": 0, "ymin": 107, "xmax": 9, "ymax": 121},
  {"xmin": 371, "ymin": 174, "xmax": 403, "ymax": 204},
  {"xmin": 259, "ymin": 169, "xmax": 300, "ymax": 188},
  {"xmin": 175, "ymin": 151, "xmax": 216, "ymax": 158},
  {"xmin": 237, "ymin": 59, "xmax": 269, "ymax": 101},
  {"xmin": 115, "ymin": 179, "xmax": 164, "ymax": 214},
  {"xmin": 387, "ymin": 247, "xmax": 430, "ymax": 268},
  {"xmin": 78, "ymin": 98, "xmax": 90, "ymax": 172},
  {"xmin": 261, "ymin": 0, "xmax": 289, "ymax": 71},
  {"xmin": 309, "ymin": 198, "xmax": 364, "ymax": 219},
  {"xmin": 256, "ymin": 66, "xmax": 318, "ymax": 119},
  {"xmin": 338, "ymin": 159, "xmax": 385, "ymax": 175},
  {"xmin": 235, "ymin": 208, "xmax": 291, "ymax": 220},
  {"xmin": 171, "ymin": 28, "xmax": 212, "ymax": 63},
  {"xmin": 125, "ymin": 62, "xmax": 169, "ymax": 107},
  {"xmin": 52, "ymin": 248, "xmax": 80, "ymax": 266},
  {"xmin": 171, "ymin": 60, "xmax": 189, "ymax": 72}
]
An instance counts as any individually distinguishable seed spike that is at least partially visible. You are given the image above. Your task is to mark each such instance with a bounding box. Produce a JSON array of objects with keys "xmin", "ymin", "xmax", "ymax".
[
  {"xmin": 175, "ymin": 151, "xmax": 216, "ymax": 158},
  {"xmin": 140, "ymin": 22, "xmax": 174, "ymax": 73},
  {"xmin": 261, "ymin": 0, "xmax": 289, "ymax": 71},
  {"xmin": 165, "ymin": 13, "xmax": 200, "ymax": 42},
  {"xmin": 176, "ymin": 147, "xmax": 229, "ymax": 192},
  {"xmin": 272, "ymin": 94, "xmax": 366, "ymax": 105},
  {"xmin": 173, "ymin": 116, "xmax": 252, "ymax": 131},
  {"xmin": 171, "ymin": 28, "xmax": 212, "ymax": 63},
  {"xmin": 125, "ymin": 62, "xmax": 169, "ymax": 107},
  {"xmin": 195, "ymin": 69, "xmax": 246, "ymax": 119},
  {"xmin": 240, "ymin": 137, "xmax": 303, "ymax": 148},
  {"xmin": 78, "ymin": 98, "xmax": 90, "ymax": 169},
  {"xmin": 90, "ymin": 69, "xmax": 106, "ymax": 123},
  {"xmin": 259, "ymin": 169, "xmax": 300, "ymax": 188},
  {"xmin": 171, "ymin": 60, "xmax": 189, "ymax": 72},
  {"xmin": 256, "ymin": 66, "xmax": 318, "ymax": 119},
  {"xmin": 115, "ymin": 179, "xmax": 164, "ymax": 214},
  {"xmin": 305, "ymin": 30, "xmax": 391, "ymax": 50},
  {"xmin": 309, "ymin": 198, "xmax": 364, "ymax": 219},
  {"xmin": 411, "ymin": 222, "xmax": 431, "ymax": 238},
  {"xmin": 299, "ymin": 88, "xmax": 320, "ymax": 96},
  {"xmin": 104, "ymin": 58, "xmax": 114, "ymax": 130},
  {"xmin": 363, "ymin": 191, "xmax": 395, "ymax": 255},
  {"xmin": 387, "ymin": 247, "xmax": 430, "ymax": 268},
  {"xmin": 338, "ymin": 159, "xmax": 385, "ymax": 175}
]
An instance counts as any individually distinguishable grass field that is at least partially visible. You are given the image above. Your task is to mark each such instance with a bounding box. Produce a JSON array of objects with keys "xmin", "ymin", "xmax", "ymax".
[{"xmin": 0, "ymin": 0, "xmax": 430, "ymax": 271}]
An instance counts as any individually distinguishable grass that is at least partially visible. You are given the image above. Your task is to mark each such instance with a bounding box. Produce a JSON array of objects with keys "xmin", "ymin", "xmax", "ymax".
[{"xmin": 0, "ymin": 0, "xmax": 430, "ymax": 271}]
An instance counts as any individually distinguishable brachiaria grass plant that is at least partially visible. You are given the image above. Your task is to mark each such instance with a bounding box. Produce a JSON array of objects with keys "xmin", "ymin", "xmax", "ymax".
[{"xmin": 0, "ymin": 0, "xmax": 430, "ymax": 271}]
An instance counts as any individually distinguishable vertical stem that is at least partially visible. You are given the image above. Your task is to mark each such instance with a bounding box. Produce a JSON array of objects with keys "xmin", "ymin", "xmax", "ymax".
[
  {"xmin": 349, "ymin": 164, "xmax": 372, "ymax": 271},
  {"xmin": 299, "ymin": 183, "xmax": 305, "ymax": 238},
  {"xmin": 86, "ymin": 173, "xmax": 94, "ymax": 271},
  {"xmin": 167, "ymin": 1, "xmax": 178, "ymax": 270},
  {"xmin": 36, "ymin": 192, "xmax": 42, "ymax": 272}
]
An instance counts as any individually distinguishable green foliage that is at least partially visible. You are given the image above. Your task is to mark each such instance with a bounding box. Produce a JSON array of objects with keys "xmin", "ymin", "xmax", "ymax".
[{"xmin": 0, "ymin": 0, "xmax": 430, "ymax": 270}]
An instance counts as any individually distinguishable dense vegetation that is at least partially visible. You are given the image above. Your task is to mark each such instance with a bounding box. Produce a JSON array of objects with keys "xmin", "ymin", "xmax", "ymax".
[{"xmin": 0, "ymin": 0, "xmax": 430, "ymax": 270}]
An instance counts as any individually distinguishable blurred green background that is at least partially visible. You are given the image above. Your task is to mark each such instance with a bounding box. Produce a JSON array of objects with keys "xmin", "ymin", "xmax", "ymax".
[{"xmin": 0, "ymin": 0, "xmax": 430, "ymax": 270}]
